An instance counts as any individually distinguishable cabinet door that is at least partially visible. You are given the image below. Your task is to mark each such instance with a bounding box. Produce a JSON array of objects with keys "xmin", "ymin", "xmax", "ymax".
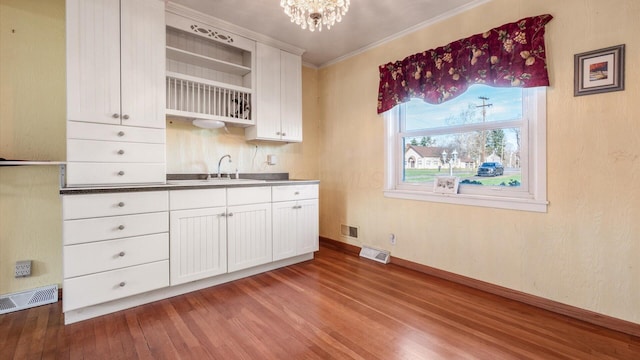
[
  {"xmin": 296, "ymin": 199, "xmax": 319, "ymax": 255},
  {"xmin": 227, "ymin": 202, "xmax": 272, "ymax": 272},
  {"xmin": 66, "ymin": 0, "xmax": 121, "ymax": 124},
  {"xmin": 272, "ymin": 201, "xmax": 298, "ymax": 261},
  {"xmin": 120, "ymin": 0, "xmax": 166, "ymax": 128},
  {"xmin": 280, "ymin": 50, "xmax": 302, "ymax": 142},
  {"xmin": 253, "ymin": 43, "xmax": 281, "ymax": 140},
  {"xmin": 273, "ymin": 199, "xmax": 319, "ymax": 261},
  {"xmin": 170, "ymin": 207, "xmax": 227, "ymax": 285}
]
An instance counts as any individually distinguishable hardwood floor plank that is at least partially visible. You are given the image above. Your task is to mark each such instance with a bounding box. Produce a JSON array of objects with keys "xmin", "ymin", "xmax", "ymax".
[{"xmin": 1, "ymin": 244, "xmax": 638, "ymax": 359}]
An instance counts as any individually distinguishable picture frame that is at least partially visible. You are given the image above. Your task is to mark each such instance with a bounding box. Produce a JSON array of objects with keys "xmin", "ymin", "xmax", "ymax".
[
  {"xmin": 433, "ymin": 176, "xmax": 459, "ymax": 194},
  {"xmin": 574, "ymin": 44, "xmax": 625, "ymax": 96}
]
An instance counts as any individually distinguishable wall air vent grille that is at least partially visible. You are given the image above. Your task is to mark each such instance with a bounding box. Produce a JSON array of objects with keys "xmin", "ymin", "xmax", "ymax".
[
  {"xmin": 0, "ymin": 284, "xmax": 58, "ymax": 315},
  {"xmin": 359, "ymin": 245, "xmax": 391, "ymax": 264}
]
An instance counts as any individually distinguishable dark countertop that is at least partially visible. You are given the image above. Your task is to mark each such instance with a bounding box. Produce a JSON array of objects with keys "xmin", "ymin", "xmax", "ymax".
[{"xmin": 59, "ymin": 173, "xmax": 319, "ymax": 195}]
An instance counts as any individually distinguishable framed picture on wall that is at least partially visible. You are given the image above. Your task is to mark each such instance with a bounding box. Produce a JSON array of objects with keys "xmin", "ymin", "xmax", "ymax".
[
  {"xmin": 574, "ymin": 44, "xmax": 625, "ymax": 96},
  {"xmin": 433, "ymin": 176, "xmax": 459, "ymax": 194}
]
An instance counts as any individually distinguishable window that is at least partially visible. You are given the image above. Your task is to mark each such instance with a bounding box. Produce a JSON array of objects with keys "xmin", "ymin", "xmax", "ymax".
[{"xmin": 384, "ymin": 84, "xmax": 548, "ymax": 212}]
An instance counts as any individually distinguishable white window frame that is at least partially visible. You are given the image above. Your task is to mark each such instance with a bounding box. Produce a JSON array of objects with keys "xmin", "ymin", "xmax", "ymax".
[{"xmin": 383, "ymin": 87, "xmax": 548, "ymax": 212}]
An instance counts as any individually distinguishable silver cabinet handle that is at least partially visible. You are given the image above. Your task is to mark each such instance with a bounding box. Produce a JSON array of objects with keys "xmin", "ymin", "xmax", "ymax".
[
  {"xmin": 276, "ymin": 131, "xmax": 281, "ymax": 135},
  {"xmin": 122, "ymin": 114, "xmax": 130, "ymax": 120},
  {"xmin": 117, "ymin": 131, "xmax": 125, "ymax": 137},
  {"xmin": 294, "ymin": 191, "xmax": 300, "ymax": 195},
  {"xmin": 282, "ymin": 132, "xmax": 286, "ymax": 136},
  {"xmin": 117, "ymin": 149, "xmax": 125, "ymax": 155},
  {"xmin": 119, "ymin": 282, "xmax": 126, "ymax": 287},
  {"xmin": 119, "ymin": 251, "xmax": 125, "ymax": 257},
  {"xmin": 117, "ymin": 171, "xmax": 125, "ymax": 176},
  {"xmin": 220, "ymin": 213, "xmax": 227, "ymax": 217},
  {"xmin": 227, "ymin": 212, "xmax": 234, "ymax": 217},
  {"xmin": 118, "ymin": 225, "xmax": 125, "ymax": 230},
  {"xmin": 293, "ymin": 205, "xmax": 302, "ymax": 209},
  {"xmin": 118, "ymin": 202, "xmax": 125, "ymax": 207},
  {"xmin": 112, "ymin": 113, "xmax": 120, "ymax": 119}
]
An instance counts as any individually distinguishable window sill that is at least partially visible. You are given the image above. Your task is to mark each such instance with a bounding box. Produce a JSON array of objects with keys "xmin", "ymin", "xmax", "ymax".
[{"xmin": 384, "ymin": 189, "xmax": 548, "ymax": 212}]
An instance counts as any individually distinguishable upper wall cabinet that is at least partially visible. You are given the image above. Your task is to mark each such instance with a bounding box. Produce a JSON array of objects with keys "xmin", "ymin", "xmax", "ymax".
[
  {"xmin": 66, "ymin": 0, "xmax": 166, "ymax": 186},
  {"xmin": 246, "ymin": 43, "xmax": 302, "ymax": 142},
  {"xmin": 66, "ymin": 0, "xmax": 166, "ymax": 129},
  {"xmin": 165, "ymin": 13, "xmax": 256, "ymax": 126}
]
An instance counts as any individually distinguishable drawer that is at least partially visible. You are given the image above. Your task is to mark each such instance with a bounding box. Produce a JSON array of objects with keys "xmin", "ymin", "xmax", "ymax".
[
  {"xmin": 65, "ymin": 162, "xmax": 166, "ymax": 186},
  {"xmin": 169, "ymin": 188, "xmax": 226, "ymax": 210},
  {"xmin": 67, "ymin": 139, "xmax": 165, "ymax": 163},
  {"xmin": 63, "ymin": 191, "xmax": 168, "ymax": 219},
  {"xmin": 64, "ymin": 233, "xmax": 169, "ymax": 278},
  {"xmin": 67, "ymin": 121, "xmax": 165, "ymax": 143},
  {"xmin": 63, "ymin": 260, "xmax": 169, "ymax": 312},
  {"xmin": 272, "ymin": 184, "xmax": 318, "ymax": 202},
  {"xmin": 63, "ymin": 212, "xmax": 168, "ymax": 245},
  {"xmin": 227, "ymin": 186, "xmax": 271, "ymax": 206}
]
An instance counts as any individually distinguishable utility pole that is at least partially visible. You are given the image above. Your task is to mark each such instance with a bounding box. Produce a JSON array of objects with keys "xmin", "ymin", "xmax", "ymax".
[{"xmin": 477, "ymin": 96, "xmax": 493, "ymax": 162}]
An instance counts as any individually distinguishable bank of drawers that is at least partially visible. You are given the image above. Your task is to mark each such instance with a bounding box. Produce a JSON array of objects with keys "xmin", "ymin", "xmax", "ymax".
[
  {"xmin": 62, "ymin": 191, "xmax": 169, "ymax": 311},
  {"xmin": 66, "ymin": 121, "xmax": 166, "ymax": 186}
]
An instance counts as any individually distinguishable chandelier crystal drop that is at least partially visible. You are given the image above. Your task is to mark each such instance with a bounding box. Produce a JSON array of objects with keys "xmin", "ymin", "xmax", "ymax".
[{"xmin": 280, "ymin": 0, "xmax": 350, "ymax": 32}]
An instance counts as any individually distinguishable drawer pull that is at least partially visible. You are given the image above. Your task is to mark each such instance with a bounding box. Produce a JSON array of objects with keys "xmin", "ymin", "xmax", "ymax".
[
  {"xmin": 220, "ymin": 213, "xmax": 227, "ymax": 217},
  {"xmin": 117, "ymin": 131, "xmax": 125, "ymax": 137},
  {"xmin": 112, "ymin": 113, "xmax": 120, "ymax": 119},
  {"xmin": 119, "ymin": 282, "xmax": 126, "ymax": 287},
  {"xmin": 118, "ymin": 225, "xmax": 125, "ymax": 230},
  {"xmin": 122, "ymin": 114, "xmax": 130, "ymax": 120},
  {"xmin": 117, "ymin": 171, "xmax": 125, "ymax": 176},
  {"xmin": 117, "ymin": 149, "xmax": 125, "ymax": 155},
  {"xmin": 294, "ymin": 191, "xmax": 300, "ymax": 195},
  {"xmin": 227, "ymin": 212, "xmax": 234, "ymax": 217},
  {"xmin": 119, "ymin": 251, "xmax": 126, "ymax": 257},
  {"xmin": 118, "ymin": 202, "xmax": 125, "ymax": 207},
  {"xmin": 293, "ymin": 205, "xmax": 302, "ymax": 209}
]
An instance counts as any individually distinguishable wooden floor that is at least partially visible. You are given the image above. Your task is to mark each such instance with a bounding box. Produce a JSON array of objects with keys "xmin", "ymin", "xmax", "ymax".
[{"xmin": 2, "ymin": 245, "xmax": 639, "ymax": 359}]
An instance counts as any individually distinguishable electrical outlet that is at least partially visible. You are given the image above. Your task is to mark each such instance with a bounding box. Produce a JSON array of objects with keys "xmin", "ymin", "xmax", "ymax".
[
  {"xmin": 15, "ymin": 260, "xmax": 32, "ymax": 278},
  {"xmin": 389, "ymin": 233, "xmax": 396, "ymax": 245}
]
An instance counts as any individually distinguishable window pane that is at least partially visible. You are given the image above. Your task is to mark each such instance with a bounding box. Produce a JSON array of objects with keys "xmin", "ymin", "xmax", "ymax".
[
  {"xmin": 405, "ymin": 85, "xmax": 523, "ymax": 131},
  {"xmin": 403, "ymin": 127, "xmax": 521, "ymax": 187}
]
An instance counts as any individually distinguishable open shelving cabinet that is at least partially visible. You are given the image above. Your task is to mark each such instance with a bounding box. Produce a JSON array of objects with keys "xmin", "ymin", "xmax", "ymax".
[{"xmin": 165, "ymin": 13, "xmax": 256, "ymax": 126}]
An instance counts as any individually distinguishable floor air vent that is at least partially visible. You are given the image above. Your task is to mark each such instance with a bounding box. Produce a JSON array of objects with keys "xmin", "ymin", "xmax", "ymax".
[
  {"xmin": 359, "ymin": 245, "xmax": 391, "ymax": 264},
  {"xmin": 0, "ymin": 284, "xmax": 58, "ymax": 315}
]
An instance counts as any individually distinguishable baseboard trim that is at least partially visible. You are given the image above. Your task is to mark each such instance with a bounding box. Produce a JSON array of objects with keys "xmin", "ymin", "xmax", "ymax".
[{"xmin": 319, "ymin": 237, "xmax": 640, "ymax": 337}]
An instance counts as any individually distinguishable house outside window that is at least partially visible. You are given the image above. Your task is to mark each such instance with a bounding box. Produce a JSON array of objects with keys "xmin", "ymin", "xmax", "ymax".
[{"xmin": 384, "ymin": 84, "xmax": 548, "ymax": 212}]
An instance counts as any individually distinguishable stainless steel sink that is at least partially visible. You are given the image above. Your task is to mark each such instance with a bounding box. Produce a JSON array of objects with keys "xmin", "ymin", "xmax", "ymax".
[{"xmin": 167, "ymin": 178, "xmax": 267, "ymax": 186}]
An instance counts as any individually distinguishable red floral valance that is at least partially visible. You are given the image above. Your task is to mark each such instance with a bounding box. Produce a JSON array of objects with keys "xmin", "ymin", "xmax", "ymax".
[{"xmin": 377, "ymin": 14, "xmax": 553, "ymax": 114}]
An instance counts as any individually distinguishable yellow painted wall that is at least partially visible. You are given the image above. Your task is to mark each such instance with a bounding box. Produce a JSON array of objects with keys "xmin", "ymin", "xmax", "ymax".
[
  {"xmin": 0, "ymin": 0, "xmax": 65, "ymax": 294},
  {"xmin": 318, "ymin": 0, "xmax": 639, "ymax": 324}
]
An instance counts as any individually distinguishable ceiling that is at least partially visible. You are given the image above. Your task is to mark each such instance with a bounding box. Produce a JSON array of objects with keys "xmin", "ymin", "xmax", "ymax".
[{"xmin": 170, "ymin": 0, "xmax": 487, "ymax": 67}]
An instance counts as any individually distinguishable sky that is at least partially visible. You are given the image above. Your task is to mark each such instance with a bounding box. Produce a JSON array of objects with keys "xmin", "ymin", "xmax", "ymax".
[{"xmin": 405, "ymin": 84, "xmax": 523, "ymax": 130}]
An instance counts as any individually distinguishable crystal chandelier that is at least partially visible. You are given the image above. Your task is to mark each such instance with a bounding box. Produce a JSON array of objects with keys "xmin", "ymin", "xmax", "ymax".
[{"xmin": 280, "ymin": 0, "xmax": 350, "ymax": 32}]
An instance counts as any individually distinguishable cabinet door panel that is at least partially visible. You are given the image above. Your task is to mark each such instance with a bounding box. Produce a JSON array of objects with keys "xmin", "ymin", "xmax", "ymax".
[
  {"xmin": 120, "ymin": 0, "xmax": 166, "ymax": 128},
  {"xmin": 66, "ymin": 0, "xmax": 121, "ymax": 124},
  {"xmin": 280, "ymin": 50, "xmax": 302, "ymax": 142},
  {"xmin": 297, "ymin": 199, "xmax": 319, "ymax": 254},
  {"xmin": 254, "ymin": 43, "xmax": 281, "ymax": 140},
  {"xmin": 170, "ymin": 207, "xmax": 227, "ymax": 285},
  {"xmin": 227, "ymin": 203, "xmax": 272, "ymax": 272},
  {"xmin": 272, "ymin": 201, "xmax": 298, "ymax": 261}
]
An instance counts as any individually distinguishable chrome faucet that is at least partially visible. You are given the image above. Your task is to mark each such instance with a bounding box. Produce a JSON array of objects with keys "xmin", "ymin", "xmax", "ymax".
[{"xmin": 217, "ymin": 154, "xmax": 232, "ymax": 178}]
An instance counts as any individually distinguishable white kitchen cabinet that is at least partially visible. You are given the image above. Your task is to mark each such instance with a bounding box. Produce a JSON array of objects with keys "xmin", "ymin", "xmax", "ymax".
[
  {"xmin": 66, "ymin": 0, "xmax": 165, "ymax": 128},
  {"xmin": 66, "ymin": 0, "xmax": 166, "ymax": 186},
  {"xmin": 169, "ymin": 189, "xmax": 227, "ymax": 285},
  {"xmin": 169, "ymin": 187, "xmax": 272, "ymax": 282},
  {"xmin": 165, "ymin": 12, "xmax": 255, "ymax": 126},
  {"xmin": 272, "ymin": 185, "xmax": 319, "ymax": 261},
  {"xmin": 246, "ymin": 43, "xmax": 302, "ymax": 142},
  {"xmin": 227, "ymin": 202, "xmax": 272, "ymax": 272},
  {"xmin": 62, "ymin": 191, "xmax": 169, "ymax": 313}
]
